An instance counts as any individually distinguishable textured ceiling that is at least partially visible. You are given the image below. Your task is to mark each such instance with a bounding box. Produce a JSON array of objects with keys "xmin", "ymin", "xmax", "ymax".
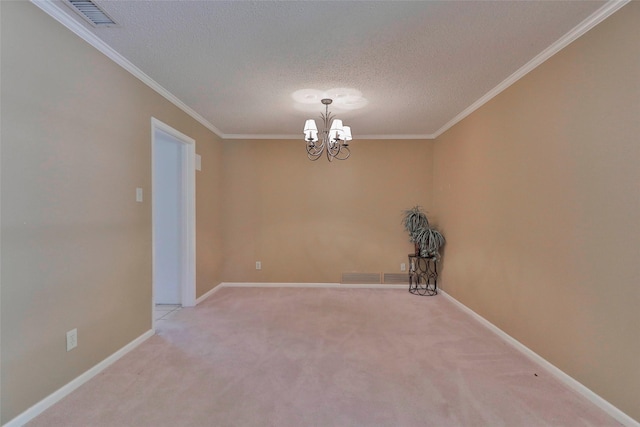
[{"xmin": 53, "ymin": 0, "xmax": 607, "ymax": 139}]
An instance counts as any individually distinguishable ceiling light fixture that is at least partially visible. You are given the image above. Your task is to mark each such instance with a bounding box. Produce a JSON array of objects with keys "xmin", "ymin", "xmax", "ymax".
[{"xmin": 303, "ymin": 99, "xmax": 352, "ymax": 161}]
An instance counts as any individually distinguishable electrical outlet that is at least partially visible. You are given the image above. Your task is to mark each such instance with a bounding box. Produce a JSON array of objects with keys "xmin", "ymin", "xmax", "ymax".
[
  {"xmin": 400, "ymin": 263, "xmax": 406, "ymax": 272},
  {"xmin": 66, "ymin": 328, "xmax": 78, "ymax": 352},
  {"xmin": 256, "ymin": 261, "xmax": 262, "ymax": 270}
]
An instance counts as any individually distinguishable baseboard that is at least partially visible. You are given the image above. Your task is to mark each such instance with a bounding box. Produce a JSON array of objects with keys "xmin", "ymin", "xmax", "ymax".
[
  {"xmin": 193, "ymin": 282, "xmax": 406, "ymax": 306},
  {"xmin": 440, "ymin": 290, "xmax": 639, "ymax": 427},
  {"xmin": 220, "ymin": 282, "xmax": 407, "ymax": 289},
  {"xmin": 195, "ymin": 283, "xmax": 226, "ymax": 305},
  {"xmin": 4, "ymin": 330, "xmax": 155, "ymax": 427},
  {"xmin": 195, "ymin": 282, "xmax": 405, "ymax": 305}
]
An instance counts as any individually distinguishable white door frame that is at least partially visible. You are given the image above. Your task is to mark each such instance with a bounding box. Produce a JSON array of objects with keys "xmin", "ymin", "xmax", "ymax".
[{"xmin": 151, "ymin": 117, "xmax": 196, "ymax": 317}]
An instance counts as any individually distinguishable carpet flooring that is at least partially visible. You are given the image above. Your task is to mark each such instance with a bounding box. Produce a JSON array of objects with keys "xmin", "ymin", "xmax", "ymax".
[{"xmin": 29, "ymin": 287, "xmax": 621, "ymax": 426}]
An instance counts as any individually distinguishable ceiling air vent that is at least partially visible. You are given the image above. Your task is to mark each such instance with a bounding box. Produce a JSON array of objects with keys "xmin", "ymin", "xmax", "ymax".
[{"xmin": 65, "ymin": 0, "xmax": 118, "ymax": 27}]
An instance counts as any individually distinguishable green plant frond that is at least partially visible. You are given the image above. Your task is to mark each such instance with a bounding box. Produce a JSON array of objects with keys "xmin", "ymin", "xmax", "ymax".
[
  {"xmin": 412, "ymin": 226, "xmax": 445, "ymax": 258},
  {"xmin": 401, "ymin": 206, "xmax": 429, "ymax": 235}
]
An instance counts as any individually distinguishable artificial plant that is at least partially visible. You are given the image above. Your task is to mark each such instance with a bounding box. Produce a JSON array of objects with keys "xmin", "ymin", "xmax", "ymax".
[{"xmin": 402, "ymin": 206, "xmax": 445, "ymax": 258}]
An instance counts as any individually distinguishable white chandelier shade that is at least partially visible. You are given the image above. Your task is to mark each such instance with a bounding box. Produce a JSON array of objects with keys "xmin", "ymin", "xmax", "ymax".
[
  {"xmin": 303, "ymin": 119, "xmax": 318, "ymax": 142},
  {"xmin": 303, "ymin": 99, "xmax": 352, "ymax": 161}
]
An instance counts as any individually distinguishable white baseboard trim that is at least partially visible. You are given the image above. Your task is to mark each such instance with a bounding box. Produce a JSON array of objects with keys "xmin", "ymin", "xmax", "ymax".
[
  {"xmin": 220, "ymin": 282, "xmax": 408, "ymax": 289},
  {"xmin": 195, "ymin": 283, "xmax": 226, "ymax": 305},
  {"xmin": 440, "ymin": 290, "xmax": 639, "ymax": 427},
  {"xmin": 4, "ymin": 329, "xmax": 155, "ymax": 427},
  {"xmin": 192, "ymin": 282, "xmax": 406, "ymax": 305}
]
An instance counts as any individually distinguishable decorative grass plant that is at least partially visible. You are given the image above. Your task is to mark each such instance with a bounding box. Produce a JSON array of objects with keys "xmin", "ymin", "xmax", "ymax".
[{"xmin": 402, "ymin": 206, "xmax": 445, "ymax": 258}]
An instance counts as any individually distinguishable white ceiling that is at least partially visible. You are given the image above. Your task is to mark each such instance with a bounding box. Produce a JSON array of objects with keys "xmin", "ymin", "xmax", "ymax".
[{"xmin": 48, "ymin": 0, "xmax": 612, "ymax": 139}]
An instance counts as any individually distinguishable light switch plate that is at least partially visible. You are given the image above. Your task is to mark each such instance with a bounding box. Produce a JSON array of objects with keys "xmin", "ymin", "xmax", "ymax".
[
  {"xmin": 66, "ymin": 328, "xmax": 77, "ymax": 351},
  {"xmin": 136, "ymin": 187, "xmax": 143, "ymax": 202}
]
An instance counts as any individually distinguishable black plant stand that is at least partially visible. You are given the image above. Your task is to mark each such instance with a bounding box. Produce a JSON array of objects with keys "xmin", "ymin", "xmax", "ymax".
[{"xmin": 408, "ymin": 254, "xmax": 438, "ymax": 296}]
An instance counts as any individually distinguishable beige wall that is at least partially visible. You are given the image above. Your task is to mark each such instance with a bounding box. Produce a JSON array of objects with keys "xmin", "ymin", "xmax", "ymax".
[
  {"xmin": 0, "ymin": 2, "xmax": 223, "ymax": 422},
  {"xmin": 221, "ymin": 138, "xmax": 434, "ymax": 283},
  {"xmin": 433, "ymin": 2, "xmax": 640, "ymax": 421}
]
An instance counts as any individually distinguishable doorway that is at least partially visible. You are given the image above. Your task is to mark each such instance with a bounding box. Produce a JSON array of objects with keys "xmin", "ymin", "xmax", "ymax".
[{"xmin": 151, "ymin": 118, "xmax": 196, "ymax": 322}]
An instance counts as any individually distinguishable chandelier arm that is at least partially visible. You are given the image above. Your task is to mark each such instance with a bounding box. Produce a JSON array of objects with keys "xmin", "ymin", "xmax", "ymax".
[
  {"xmin": 306, "ymin": 142, "xmax": 324, "ymax": 157},
  {"xmin": 326, "ymin": 141, "xmax": 340, "ymax": 156},
  {"xmin": 311, "ymin": 137, "xmax": 325, "ymax": 150},
  {"xmin": 327, "ymin": 143, "xmax": 349, "ymax": 161},
  {"xmin": 334, "ymin": 146, "xmax": 351, "ymax": 160}
]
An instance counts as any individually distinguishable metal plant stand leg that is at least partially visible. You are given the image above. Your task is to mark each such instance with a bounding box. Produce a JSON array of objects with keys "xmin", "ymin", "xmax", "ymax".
[{"xmin": 408, "ymin": 254, "xmax": 438, "ymax": 296}]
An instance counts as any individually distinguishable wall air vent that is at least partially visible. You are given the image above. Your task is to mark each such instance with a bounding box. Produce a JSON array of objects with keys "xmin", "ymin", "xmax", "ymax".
[
  {"xmin": 65, "ymin": 0, "xmax": 118, "ymax": 27},
  {"xmin": 341, "ymin": 273, "xmax": 381, "ymax": 284},
  {"xmin": 383, "ymin": 273, "xmax": 410, "ymax": 285}
]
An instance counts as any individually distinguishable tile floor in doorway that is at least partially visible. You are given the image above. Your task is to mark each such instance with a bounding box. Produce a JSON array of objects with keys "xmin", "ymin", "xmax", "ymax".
[{"xmin": 154, "ymin": 304, "xmax": 181, "ymax": 321}]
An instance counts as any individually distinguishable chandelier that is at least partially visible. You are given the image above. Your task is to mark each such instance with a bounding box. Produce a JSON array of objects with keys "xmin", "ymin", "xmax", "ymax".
[{"xmin": 303, "ymin": 98, "xmax": 352, "ymax": 161}]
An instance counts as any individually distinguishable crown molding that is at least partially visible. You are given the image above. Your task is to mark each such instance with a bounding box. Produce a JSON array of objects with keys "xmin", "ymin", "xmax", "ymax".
[
  {"xmin": 355, "ymin": 134, "xmax": 436, "ymax": 140},
  {"xmin": 30, "ymin": 0, "xmax": 224, "ymax": 138},
  {"xmin": 222, "ymin": 134, "xmax": 301, "ymax": 140},
  {"xmin": 432, "ymin": 0, "xmax": 631, "ymax": 139},
  {"xmin": 222, "ymin": 134, "xmax": 436, "ymax": 140},
  {"xmin": 31, "ymin": 0, "xmax": 629, "ymax": 142},
  {"xmin": 31, "ymin": 0, "xmax": 435, "ymax": 142}
]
